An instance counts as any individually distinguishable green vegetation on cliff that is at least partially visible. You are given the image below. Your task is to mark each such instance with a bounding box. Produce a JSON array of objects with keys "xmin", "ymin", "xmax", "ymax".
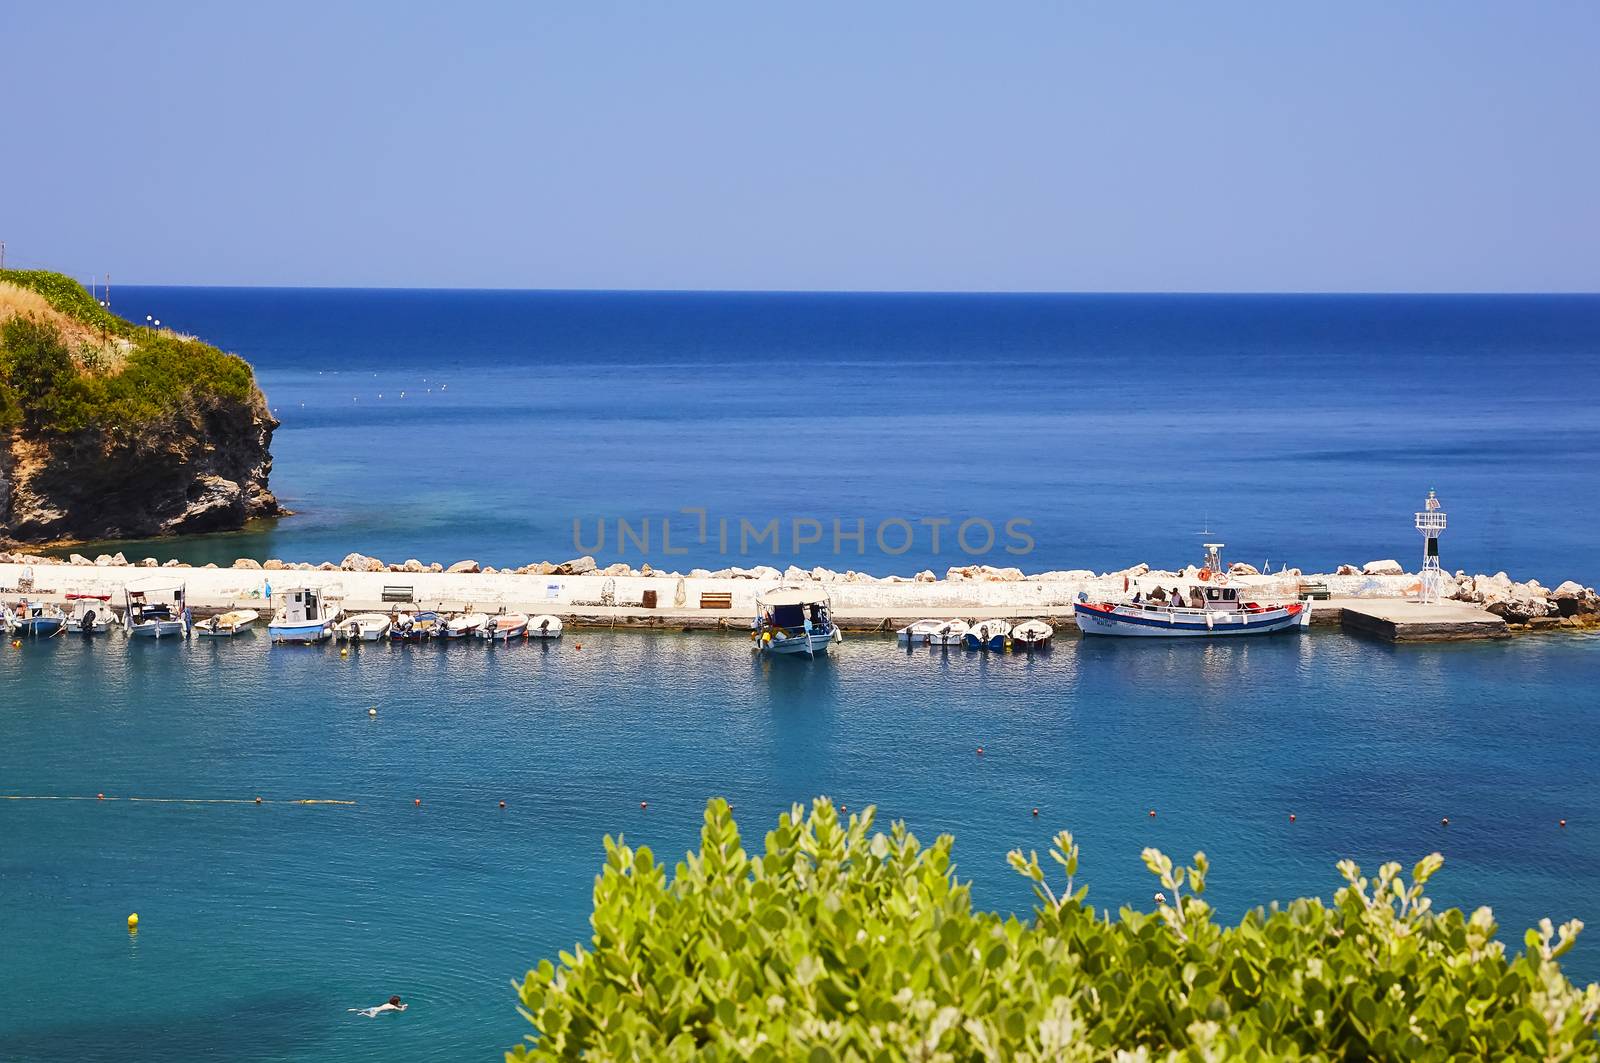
[
  {"xmin": 510, "ymin": 798, "xmax": 1600, "ymax": 1060},
  {"xmin": 0, "ymin": 269, "xmax": 258, "ymax": 436}
]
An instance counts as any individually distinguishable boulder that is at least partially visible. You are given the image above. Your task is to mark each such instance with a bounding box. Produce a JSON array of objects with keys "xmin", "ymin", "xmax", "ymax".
[
  {"xmin": 1228, "ymin": 562, "xmax": 1260, "ymax": 576},
  {"xmin": 915, "ymin": 570, "xmax": 937, "ymax": 583},
  {"xmin": 139, "ymin": 557, "xmax": 159, "ymax": 567},
  {"xmin": 555, "ymin": 555, "xmax": 596, "ymax": 576},
  {"xmin": 163, "ymin": 559, "xmax": 184, "ymax": 568},
  {"xmin": 94, "ymin": 554, "xmax": 115, "ymax": 566},
  {"xmin": 296, "ymin": 562, "xmax": 315, "ymax": 571},
  {"xmin": 710, "ymin": 568, "xmax": 733, "ymax": 579},
  {"xmin": 340, "ymin": 552, "xmax": 385, "ymax": 573},
  {"xmin": 980, "ymin": 566, "xmax": 1023, "ymax": 582},
  {"xmin": 946, "ymin": 565, "xmax": 979, "ymax": 581},
  {"xmin": 263, "ymin": 559, "xmax": 287, "ymax": 571},
  {"xmin": 232, "ymin": 558, "xmax": 262, "ymax": 570},
  {"xmin": 690, "ymin": 568, "xmax": 712, "ymax": 578},
  {"xmin": 317, "ymin": 562, "xmax": 338, "ymax": 571},
  {"xmin": 811, "ymin": 567, "xmax": 839, "ymax": 581},
  {"xmin": 639, "ymin": 563, "xmax": 653, "ymax": 576},
  {"xmin": 112, "ymin": 552, "xmax": 129, "ymax": 566},
  {"xmin": 482, "ymin": 566, "xmax": 498, "ymax": 574},
  {"xmin": 1362, "ymin": 559, "xmax": 1404, "ymax": 576},
  {"xmin": 428, "ymin": 563, "xmax": 443, "ymax": 573},
  {"xmin": 783, "ymin": 565, "xmax": 810, "ymax": 582},
  {"xmin": 203, "ymin": 563, "xmax": 218, "ymax": 569},
  {"xmin": 1122, "ymin": 562, "xmax": 1151, "ymax": 577},
  {"xmin": 447, "ymin": 560, "xmax": 481, "ymax": 574},
  {"xmin": 535, "ymin": 561, "xmax": 557, "ymax": 575},
  {"xmin": 601, "ymin": 562, "xmax": 632, "ymax": 576},
  {"xmin": 69, "ymin": 553, "xmax": 91, "ymax": 565},
  {"xmin": 750, "ymin": 565, "xmax": 782, "ymax": 580},
  {"xmin": 1553, "ymin": 580, "xmax": 1586, "ymax": 599},
  {"xmin": 1334, "ymin": 564, "xmax": 1359, "ymax": 576}
]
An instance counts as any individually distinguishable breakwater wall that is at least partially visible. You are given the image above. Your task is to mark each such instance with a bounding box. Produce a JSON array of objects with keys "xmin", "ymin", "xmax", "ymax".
[{"xmin": 3, "ymin": 551, "xmax": 1596, "ymax": 636}]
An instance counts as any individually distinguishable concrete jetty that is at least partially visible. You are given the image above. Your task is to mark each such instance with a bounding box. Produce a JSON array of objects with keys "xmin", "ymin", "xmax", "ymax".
[{"xmin": 3, "ymin": 557, "xmax": 1592, "ymax": 641}]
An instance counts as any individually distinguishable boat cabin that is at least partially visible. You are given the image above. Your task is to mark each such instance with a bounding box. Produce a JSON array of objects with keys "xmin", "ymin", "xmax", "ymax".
[
  {"xmin": 126, "ymin": 586, "xmax": 183, "ymax": 622},
  {"xmin": 1202, "ymin": 585, "xmax": 1241, "ymax": 611},
  {"xmin": 277, "ymin": 587, "xmax": 333, "ymax": 623},
  {"xmin": 755, "ymin": 588, "xmax": 834, "ymax": 636}
]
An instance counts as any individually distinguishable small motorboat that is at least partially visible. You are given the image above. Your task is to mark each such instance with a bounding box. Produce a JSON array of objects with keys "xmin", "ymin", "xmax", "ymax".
[
  {"xmin": 897, "ymin": 618, "xmax": 968, "ymax": 646},
  {"xmin": 1010, "ymin": 619, "xmax": 1054, "ymax": 651},
  {"xmin": 479, "ymin": 612, "xmax": 529, "ymax": 641},
  {"xmin": 753, "ymin": 588, "xmax": 840, "ymax": 658},
  {"xmin": 389, "ymin": 610, "xmax": 446, "ymax": 640},
  {"xmin": 962, "ymin": 619, "xmax": 1011, "ymax": 652},
  {"xmin": 445, "ymin": 612, "xmax": 487, "ymax": 639},
  {"xmin": 194, "ymin": 609, "xmax": 260, "ymax": 637},
  {"xmin": 527, "ymin": 614, "xmax": 563, "ymax": 640},
  {"xmin": 8, "ymin": 599, "xmax": 67, "ymax": 638},
  {"xmin": 339, "ymin": 613, "xmax": 393, "ymax": 641},
  {"xmin": 65, "ymin": 595, "xmax": 116, "ymax": 635},
  {"xmin": 125, "ymin": 583, "xmax": 189, "ymax": 639},
  {"xmin": 268, "ymin": 586, "xmax": 339, "ymax": 643}
]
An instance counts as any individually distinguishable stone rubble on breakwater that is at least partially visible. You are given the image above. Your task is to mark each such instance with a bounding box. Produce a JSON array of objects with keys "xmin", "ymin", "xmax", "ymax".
[{"xmin": 2, "ymin": 550, "xmax": 1596, "ymax": 636}]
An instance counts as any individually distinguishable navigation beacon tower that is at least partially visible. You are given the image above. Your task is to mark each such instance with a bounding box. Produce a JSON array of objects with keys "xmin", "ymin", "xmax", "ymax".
[{"xmin": 1414, "ymin": 489, "xmax": 1447, "ymax": 604}]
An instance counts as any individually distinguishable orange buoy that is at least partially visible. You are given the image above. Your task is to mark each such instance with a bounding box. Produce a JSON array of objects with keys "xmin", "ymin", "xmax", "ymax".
[
  {"xmin": 1559, "ymin": 819, "xmax": 1567, "ymax": 827},
  {"xmin": 976, "ymin": 746, "xmax": 984, "ymax": 755},
  {"xmin": 575, "ymin": 643, "xmax": 582, "ymax": 650},
  {"xmin": 255, "ymin": 796, "xmax": 262, "ymax": 805},
  {"xmin": 414, "ymin": 798, "xmax": 422, "ymax": 807},
  {"xmin": 97, "ymin": 793, "xmax": 105, "ymax": 801},
  {"xmin": 639, "ymin": 801, "xmax": 647, "ymax": 810},
  {"xmin": 1148, "ymin": 809, "xmax": 1156, "ymax": 817}
]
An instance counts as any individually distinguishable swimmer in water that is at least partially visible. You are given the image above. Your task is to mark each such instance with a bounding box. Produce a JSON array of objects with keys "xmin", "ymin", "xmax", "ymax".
[{"xmin": 350, "ymin": 995, "xmax": 407, "ymax": 1017}]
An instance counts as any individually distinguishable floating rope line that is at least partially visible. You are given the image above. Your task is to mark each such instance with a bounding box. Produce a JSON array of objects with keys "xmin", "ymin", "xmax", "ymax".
[{"xmin": 0, "ymin": 795, "xmax": 355, "ymax": 805}]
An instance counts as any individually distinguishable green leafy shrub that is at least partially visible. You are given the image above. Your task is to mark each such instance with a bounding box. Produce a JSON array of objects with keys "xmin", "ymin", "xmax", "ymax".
[
  {"xmin": 511, "ymin": 798, "xmax": 1600, "ymax": 1061},
  {"xmin": 0, "ymin": 268, "xmax": 134, "ymax": 338},
  {"xmin": 0, "ymin": 272, "xmax": 262, "ymax": 436}
]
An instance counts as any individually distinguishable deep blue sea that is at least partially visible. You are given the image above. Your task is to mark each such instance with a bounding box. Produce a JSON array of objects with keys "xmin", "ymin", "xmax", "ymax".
[
  {"xmin": 4, "ymin": 290, "xmax": 1600, "ymax": 1061},
  {"xmin": 85, "ymin": 289, "xmax": 1600, "ymax": 583}
]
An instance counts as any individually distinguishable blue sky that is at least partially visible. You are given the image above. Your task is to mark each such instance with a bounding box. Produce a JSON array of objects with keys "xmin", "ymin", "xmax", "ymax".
[{"xmin": 3, "ymin": 2, "xmax": 1597, "ymax": 291}]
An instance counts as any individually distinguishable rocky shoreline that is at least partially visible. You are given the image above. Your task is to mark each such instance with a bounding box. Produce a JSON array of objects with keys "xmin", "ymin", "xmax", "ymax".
[{"xmin": 3, "ymin": 548, "xmax": 1596, "ymax": 635}]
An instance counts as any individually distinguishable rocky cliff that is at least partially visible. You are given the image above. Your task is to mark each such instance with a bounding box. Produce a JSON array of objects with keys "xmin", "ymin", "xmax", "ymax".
[
  {"xmin": 0, "ymin": 269, "xmax": 281, "ymax": 545},
  {"xmin": 1, "ymin": 392, "xmax": 280, "ymax": 542}
]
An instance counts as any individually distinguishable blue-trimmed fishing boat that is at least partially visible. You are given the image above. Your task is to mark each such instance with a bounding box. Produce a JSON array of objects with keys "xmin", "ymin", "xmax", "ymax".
[
  {"xmin": 1074, "ymin": 543, "xmax": 1310, "ymax": 639},
  {"xmin": 754, "ymin": 588, "xmax": 840, "ymax": 657}
]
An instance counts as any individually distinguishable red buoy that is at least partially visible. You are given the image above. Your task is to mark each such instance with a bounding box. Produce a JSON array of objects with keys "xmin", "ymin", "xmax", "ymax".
[
  {"xmin": 1031, "ymin": 807, "xmax": 1039, "ymax": 817},
  {"xmin": 976, "ymin": 746, "xmax": 984, "ymax": 756},
  {"xmin": 1441, "ymin": 817, "xmax": 1449, "ymax": 826},
  {"xmin": 1289, "ymin": 813, "xmax": 1296, "ymax": 822},
  {"xmin": 414, "ymin": 798, "xmax": 422, "ymax": 807},
  {"xmin": 97, "ymin": 793, "xmax": 105, "ymax": 801},
  {"xmin": 1559, "ymin": 819, "xmax": 1567, "ymax": 827},
  {"xmin": 255, "ymin": 796, "xmax": 262, "ymax": 805},
  {"xmin": 639, "ymin": 801, "xmax": 647, "ymax": 810},
  {"xmin": 1148, "ymin": 809, "xmax": 1156, "ymax": 817}
]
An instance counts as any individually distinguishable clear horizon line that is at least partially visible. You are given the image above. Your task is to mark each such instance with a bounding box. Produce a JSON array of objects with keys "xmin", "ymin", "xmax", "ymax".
[{"xmin": 91, "ymin": 282, "xmax": 1600, "ymax": 297}]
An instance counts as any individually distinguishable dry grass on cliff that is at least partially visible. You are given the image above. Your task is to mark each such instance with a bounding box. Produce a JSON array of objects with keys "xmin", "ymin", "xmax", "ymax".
[{"xmin": 0, "ymin": 281, "xmax": 130, "ymax": 371}]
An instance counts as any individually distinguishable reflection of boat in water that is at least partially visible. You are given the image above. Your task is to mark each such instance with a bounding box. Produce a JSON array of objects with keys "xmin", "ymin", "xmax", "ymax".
[
  {"xmin": 125, "ymin": 583, "xmax": 188, "ymax": 639},
  {"xmin": 479, "ymin": 613, "xmax": 529, "ymax": 641},
  {"xmin": 1010, "ymin": 619, "xmax": 1054, "ymax": 651},
  {"xmin": 527, "ymin": 615, "xmax": 563, "ymax": 640},
  {"xmin": 194, "ymin": 609, "xmax": 260, "ymax": 637},
  {"xmin": 65, "ymin": 595, "xmax": 117, "ymax": 635},
  {"xmin": 339, "ymin": 613, "xmax": 393, "ymax": 641},
  {"xmin": 7, "ymin": 599, "xmax": 67, "ymax": 637},
  {"xmin": 754, "ymin": 588, "xmax": 840, "ymax": 657},
  {"xmin": 1074, "ymin": 543, "xmax": 1309, "ymax": 638},
  {"xmin": 963, "ymin": 619, "xmax": 1011, "ymax": 652},
  {"xmin": 897, "ymin": 618, "xmax": 970, "ymax": 646},
  {"xmin": 269, "ymin": 586, "xmax": 339, "ymax": 643}
]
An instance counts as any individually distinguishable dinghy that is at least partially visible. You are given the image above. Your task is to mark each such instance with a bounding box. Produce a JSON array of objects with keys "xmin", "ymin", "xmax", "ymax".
[
  {"xmin": 65, "ymin": 595, "xmax": 116, "ymax": 635},
  {"xmin": 962, "ymin": 619, "xmax": 1011, "ymax": 652},
  {"xmin": 339, "ymin": 613, "xmax": 393, "ymax": 641},
  {"xmin": 479, "ymin": 612, "xmax": 529, "ymax": 641},
  {"xmin": 194, "ymin": 609, "xmax": 260, "ymax": 637},
  {"xmin": 445, "ymin": 612, "xmax": 487, "ymax": 639},
  {"xmin": 897, "ymin": 618, "xmax": 968, "ymax": 646},
  {"xmin": 527, "ymin": 614, "xmax": 563, "ymax": 640},
  {"xmin": 1010, "ymin": 619, "xmax": 1054, "ymax": 651}
]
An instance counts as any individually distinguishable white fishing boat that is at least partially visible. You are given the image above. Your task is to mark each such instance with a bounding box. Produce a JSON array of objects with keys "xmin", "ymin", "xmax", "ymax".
[
  {"xmin": 962, "ymin": 619, "xmax": 1011, "ymax": 651},
  {"xmin": 8, "ymin": 599, "xmax": 67, "ymax": 638},
  {"xmin": 754, "ymin": 588, "xmax": 840, "ymax": 658},
  {"xmin": 64, "ymin": 595, "xmax": 117, "ymax": 635},
  {"xmin": 338, "ymin": 613, "xmax": 393, "ymax": 641},
  {"xmin": 268, "ymin": 586, "xmax": 340, "ymax": 643},
  {"xmin": 1010, "ymin": 619, "xmax": 1055, "ymax": 651},
  {"xmin": 194, "ymin": 609, "xmax": 260, "ymax": 637},
  {"xmin": 478, "ymin": 612, "xmax": 529, "ymax": 641},
  {"xmin": 897, "ymin": 618, "xmax": 969, "ymax": 646},
  {"xmin": 124, "ymin": 582, "xmax": 188, "ymax": 639},
  {"xmin": 1074, "ymin": 543, "xmax": 1310, "ymax": 639},
  {"xmin": 445, "ymin": 612, "xmax": 487, "ymax": 639},
  {"xmin": 389, "ymin": 610, "xmax": 446, "ymax": 640},
  {"xmin": 527, "ymin": 614, "xmax": 563, "ymax": 640}
]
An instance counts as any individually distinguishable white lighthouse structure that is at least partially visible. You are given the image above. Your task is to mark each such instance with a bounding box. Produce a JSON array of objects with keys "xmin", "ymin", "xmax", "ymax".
[{"xmin": 1414, "ymin": 489, "xmax": 1447, "ymax": 604}]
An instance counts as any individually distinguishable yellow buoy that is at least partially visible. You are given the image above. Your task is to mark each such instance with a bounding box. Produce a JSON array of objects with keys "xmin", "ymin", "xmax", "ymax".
[
  {"xmin": 127, "ymin": 913, "xmax": 139, "ymax": 930},
  {"xmin": 340, "ymin": 648, "xmax": 349, "ymax": 658}
]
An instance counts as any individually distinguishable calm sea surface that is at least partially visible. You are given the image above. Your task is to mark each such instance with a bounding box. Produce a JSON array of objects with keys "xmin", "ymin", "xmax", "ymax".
[
  {"xmin": 4, "ymin": 290, "xmax": 1599, "ymax": 1061},
  {"xmin": 84, "ymin": 289, "xmax": 1600, "ymax": 583}
]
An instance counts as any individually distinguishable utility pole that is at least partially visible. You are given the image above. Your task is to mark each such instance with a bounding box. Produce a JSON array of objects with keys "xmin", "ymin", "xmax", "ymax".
[{"xmin": 1, "ymin": 240, "xmax": 6, "ymax": 271}]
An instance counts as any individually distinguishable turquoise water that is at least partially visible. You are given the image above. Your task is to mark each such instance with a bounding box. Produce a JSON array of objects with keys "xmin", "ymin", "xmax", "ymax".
[{"xmin": 3, "ymin": 629, "xmax": 1598, "ymax": 1060}]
